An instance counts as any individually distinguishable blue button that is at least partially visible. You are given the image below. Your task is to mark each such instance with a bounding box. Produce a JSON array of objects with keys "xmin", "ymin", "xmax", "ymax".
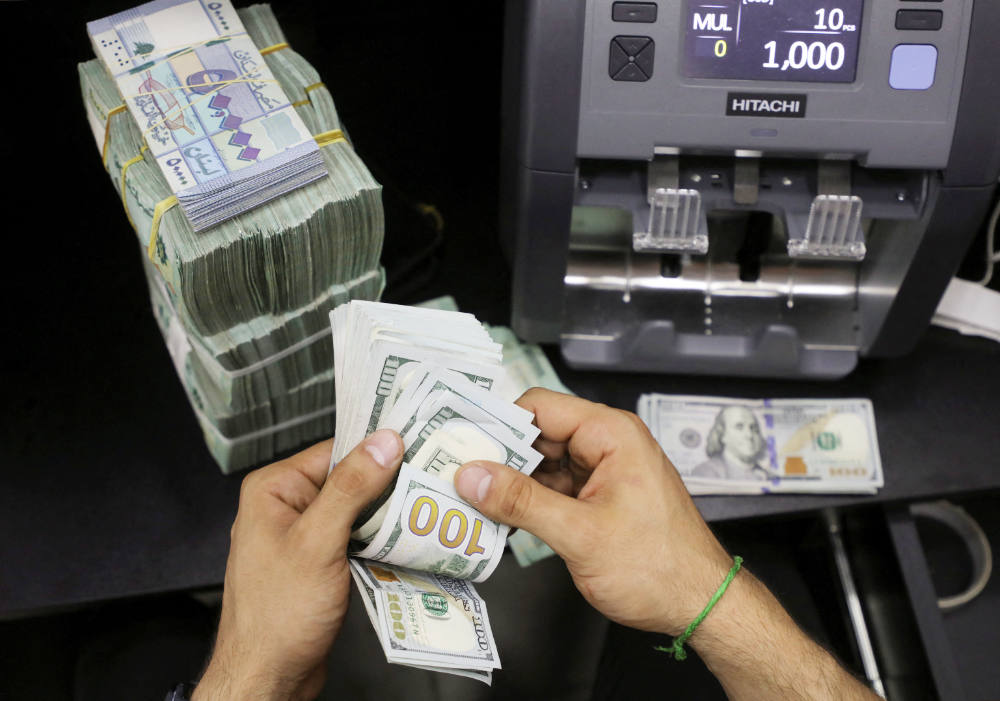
[{"xmin": 889, "ymin": 44, "xmax": 938, "ymax": 90}]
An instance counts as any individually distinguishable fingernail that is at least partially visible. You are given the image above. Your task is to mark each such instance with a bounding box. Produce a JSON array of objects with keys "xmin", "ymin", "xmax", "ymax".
[
  {"xmin": 364, "ymin": 429, "xmax": 400, "ymax": 469},
  {"xmin": 456, "ymin": 463, "xmax": 492, "ymax": 503}
]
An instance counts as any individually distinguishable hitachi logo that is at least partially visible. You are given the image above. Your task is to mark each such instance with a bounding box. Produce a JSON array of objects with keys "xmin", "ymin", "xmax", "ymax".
[
  {"xmin": 726, "ymin": 92, "xmax": 808, "ymax": 118},
  {"xmin": 731, "ymin": 98, "xmax": 800, "ymax": 113}
]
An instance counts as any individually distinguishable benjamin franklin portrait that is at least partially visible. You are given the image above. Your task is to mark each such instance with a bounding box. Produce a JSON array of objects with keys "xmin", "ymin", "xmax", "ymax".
[{"xmin": 692, "ymin": 406, "xmax": 778, "ymax": 481}]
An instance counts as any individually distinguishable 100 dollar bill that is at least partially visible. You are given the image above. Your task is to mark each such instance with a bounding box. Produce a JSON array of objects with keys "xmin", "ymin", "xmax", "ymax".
[
  {"xmin": 638, "ymin": 394, "xmax": 883, "ymax": 494},
  {"xmin": 353, "ymin": 374, "xmax": 542, "ymax": 543},
  {"xmin": 349, "ymin": 559, "xmax": 498, "ymax": 682},
  {"xmin": 354, "ymin": 463, "xmax": 508, "ymax": 582}
]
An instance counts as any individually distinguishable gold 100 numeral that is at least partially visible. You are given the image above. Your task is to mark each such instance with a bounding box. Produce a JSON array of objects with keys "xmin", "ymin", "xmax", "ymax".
[{"xmin": 408, "ymin": 496, "xmax": 487, "ymax": 556}]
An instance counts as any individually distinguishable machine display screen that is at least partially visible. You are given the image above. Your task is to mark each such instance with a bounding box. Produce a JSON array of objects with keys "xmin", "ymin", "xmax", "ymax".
[{"xmin": 683, "ymin": 0, "xmax": 864, "ymax": 83}]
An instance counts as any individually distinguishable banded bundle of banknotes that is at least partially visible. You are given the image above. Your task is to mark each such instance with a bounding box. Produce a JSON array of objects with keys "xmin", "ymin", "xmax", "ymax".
[
  {"xmin": 79, "ymin": 2, "xmax": 384, "ymax": 472},
  {"xmin": 638, "ymin": 394, "xmax": 884, "ymax": 495},
  {"xmin": 331, "ymin": 301, "xmax": 547, "ymax": 682},
  {"xmin": 86, "ymin": 0, "xmax": 327, "ymax": 230}
]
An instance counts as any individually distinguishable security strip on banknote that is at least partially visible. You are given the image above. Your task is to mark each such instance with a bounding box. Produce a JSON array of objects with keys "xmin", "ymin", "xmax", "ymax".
[
  {"xmin": 638, "ymin": 394, "xmax": 884, "ymax": 495},
  {"xmin": 330, "ymin": 302, "xmax": 548, "ymax": 681}
]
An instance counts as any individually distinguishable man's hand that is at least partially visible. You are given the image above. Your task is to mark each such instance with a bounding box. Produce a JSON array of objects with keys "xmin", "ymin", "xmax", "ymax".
[
  {"xmin": 454, "ymin": 389, "xmax": 877, "ymax": 701},
  {"xmin": 454, "ymin": 388, "xmax": 731, "ymax": 636},
  {"xmin": 193, "ymin": 430, "xmax": 403, "ymax": 701}
]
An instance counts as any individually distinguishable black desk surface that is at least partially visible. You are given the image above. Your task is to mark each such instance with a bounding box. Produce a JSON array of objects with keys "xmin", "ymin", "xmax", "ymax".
[
  {"xmin": 5, "ymin": 312, "xmax": 1000, "ymax": 617},
  {"xmin": 3, "ymin": 1, "xmax": 1000, "ymax": 618}
]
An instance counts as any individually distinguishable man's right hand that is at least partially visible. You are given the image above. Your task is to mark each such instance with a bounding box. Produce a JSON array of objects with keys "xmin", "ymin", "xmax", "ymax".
[
  {"xmin": 454, "ymin": 387, "xmax": 733, "ymax": 637},
  {"xmin": 454, "ymin": 388, "xmax": 878, "ymax": 701}
]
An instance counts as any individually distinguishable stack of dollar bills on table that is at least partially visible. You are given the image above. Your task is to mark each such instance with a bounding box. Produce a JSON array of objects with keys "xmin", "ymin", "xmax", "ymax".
[
  {"xmin": 331, "ymin": 302, "xmax": 546, "ymax": 683},
  {"xmin": 638, "ymin": 394, "xmax": 884, "ymax": 495},
  {"xmin": 79, "ymin": 1, "xmax": 385, "ymax": 472}
]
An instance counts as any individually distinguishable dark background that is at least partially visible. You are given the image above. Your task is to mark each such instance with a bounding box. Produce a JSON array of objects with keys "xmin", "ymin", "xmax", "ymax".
[{"xmin": 2, "ymin": 2, "xmax": 999, "ymax": 700}]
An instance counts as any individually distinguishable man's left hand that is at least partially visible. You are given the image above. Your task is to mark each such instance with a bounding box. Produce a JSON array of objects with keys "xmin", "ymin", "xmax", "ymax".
[{"xmin": 193, "ymin": 430, "xmax": 403, "ymax": 701}]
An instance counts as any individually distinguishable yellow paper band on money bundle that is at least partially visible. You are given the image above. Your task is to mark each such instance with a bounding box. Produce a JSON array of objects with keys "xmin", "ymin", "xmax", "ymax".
[
  {"xmin": 147, "ymin": 195, "xmax": 179, "ymax": 261},
  {"xmin": 101, "ymin": 104, "xmax": 128, "ymax": 167},
  {"xmin": 258, "ymin": 41, "xmax": 289, "ymax": 55},
  {"xmin": 304, "ymin": 82, "xmax": 325, "ymax": 93},
  {"xmin": 314, "ymin": 129, "xmax": 346, "ymax": 147},
  {"xmin": 292, "ymin": 98, "xmax": 310, "ymax": 108},
  {"xmin": 119, "ymin": 144, "xmax": 150, "ymax": 230}
]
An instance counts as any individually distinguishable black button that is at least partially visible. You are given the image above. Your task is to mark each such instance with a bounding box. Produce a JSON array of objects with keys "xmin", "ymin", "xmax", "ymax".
[
  {"xmin": 616, "ymin": 35, "xmax": 652, "ymax": 56},
  {"xmin": 609, "ymin": 40, "xmax": 630, "ymax": 76},
  {"xmin": 613, "ymin": 63, "xmax": 649, "ymax": 82},
  {"xmin": 896, "ymin": 9, "xmax": 943, "ymax": 30},
  {"xmin": 633, "ymin": 41, "xmax": 655, "ymax": 77},
  {"xmin": 610, "ymin": 36, "xmax": 655, "ymax": 81},
  {"xmin": 612, "ymin": 2, "xmax": 657, "ymax": 23}
]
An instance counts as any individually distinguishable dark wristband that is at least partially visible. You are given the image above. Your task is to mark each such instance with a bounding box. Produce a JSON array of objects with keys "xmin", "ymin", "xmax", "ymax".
[{"xmin": 164, "ymin": 682, "xmax": 197, "ymax": 701}]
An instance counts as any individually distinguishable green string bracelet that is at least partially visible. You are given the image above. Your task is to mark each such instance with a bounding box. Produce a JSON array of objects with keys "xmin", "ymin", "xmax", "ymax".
[{"xmin": 655, "ymin": 555, "xmax": 743, "ymax": 661}]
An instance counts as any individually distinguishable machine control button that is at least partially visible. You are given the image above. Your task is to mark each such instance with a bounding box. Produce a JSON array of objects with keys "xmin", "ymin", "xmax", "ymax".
[
  {"xmin": 889, "ymin": 44, "xmax": 938, "ymax": 90},
  {"xmin": 616, "ymin": 35, "xmax": 652, "ymax": 56},
  {"xmin": 896, "ymin": 10, "xmax": 943, "ymax": 30},
  {"xmin": 612, "ymin": 2, "xmax": 657, "ymax": 23},
  {"xmin": 609, "ymin": 39, "xmax": 630, "ymax": 75},
  {"xmin": 609, "ymin": 36, "xmax": 655, "ymax": 81},
  {"xmin": 613, "ymin": 62, "xmax": 650, "ymax": 82}
]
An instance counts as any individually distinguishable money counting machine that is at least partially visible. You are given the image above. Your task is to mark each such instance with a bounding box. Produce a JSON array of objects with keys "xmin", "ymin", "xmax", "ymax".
[{"xmin": 500, "ymin": 0, "xmax": 1000, "ymax": 378}]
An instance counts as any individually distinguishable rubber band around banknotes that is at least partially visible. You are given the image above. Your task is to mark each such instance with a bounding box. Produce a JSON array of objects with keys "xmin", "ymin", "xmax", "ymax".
[
  {"xmin": 314, "ymin": 129, "xmax": 347, "ymax": 147},
  {"xmin": 119, "ymin": 145, "xmax": 149, "ymax": 230},
  {"xmin": 101, "ymin": 104, "xmax": 128, "ymax": 167},
  {"xmin": 138, "ymin": 129, "xmax": 345, "ymax": 261},
  {"xmin": 257, "ymin": 42, "xmax": 312, "ymax": 107},
  {"xmin": 258, "ymin": 41, "xmax": 290, "ymax": 55},
  {"xmin": 147, "ymin": 195, "xmax": 179, "ymax": 261},
  {"xmin": 654, "ymin": 555, "xmax": 743, "ymax": 661},
  {"xmin": 305, "ymin": 81, "xmax": 326, "ymax": 93}
]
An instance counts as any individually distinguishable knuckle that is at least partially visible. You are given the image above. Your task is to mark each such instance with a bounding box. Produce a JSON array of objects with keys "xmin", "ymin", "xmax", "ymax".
[
  {"xmin": 329, "ymin": 465, "xmax": 368, "ymax": 500},
  {"xmin": 497, "ymin": 476, "xmax": 534, "ymax": 523},
  {"xmin": 612, "ymin": 408, "xmax": 648, "ymax": 436},
  {"xmin": 518, "ymin": 386, "xmax": 541, "ymax": 401},
  {"xmin": 239, "ymin": 471, "xmax": 259, "ymax": 501}
]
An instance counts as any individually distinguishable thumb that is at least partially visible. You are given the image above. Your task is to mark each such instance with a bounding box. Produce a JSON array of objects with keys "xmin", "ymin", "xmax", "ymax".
[
  {"xmin": 454, "ymin": 461, "xmax": 587, "ymax": 559},
  {"xmin": 295, "ymin": 429, "xmax": 403, "ymax": 552}
]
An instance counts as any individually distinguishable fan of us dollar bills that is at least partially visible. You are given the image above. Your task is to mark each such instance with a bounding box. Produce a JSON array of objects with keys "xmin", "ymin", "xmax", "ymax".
[{"xmin": 330, "ymin": 302, "xmax": 546, "ymax": 682}]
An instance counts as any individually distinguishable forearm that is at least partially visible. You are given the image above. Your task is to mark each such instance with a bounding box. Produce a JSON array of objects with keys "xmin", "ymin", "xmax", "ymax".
[
  {"xmin": 689, "ymin": 568, "xmax": 877, "ymax": 701},
  {"xmin": 192, "ymin": 646, "xmax": 297, "ymax": 701}
]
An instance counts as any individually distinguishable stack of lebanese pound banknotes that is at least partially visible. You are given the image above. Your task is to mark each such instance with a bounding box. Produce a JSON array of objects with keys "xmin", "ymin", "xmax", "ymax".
[
  {"xmin": 638, "ymin": 394, "xmax": 884, "ymax": 495},
  {"xmin": 86, "ymin": 0, "xmax": 327, "ymax": 231},
  {"xmin": 79, "ymin": 2, "xmax": 385, "ymax": 472},
  {"xmin": 330, "ymin": 301, "xmax": 546, "ymax": 682}
]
